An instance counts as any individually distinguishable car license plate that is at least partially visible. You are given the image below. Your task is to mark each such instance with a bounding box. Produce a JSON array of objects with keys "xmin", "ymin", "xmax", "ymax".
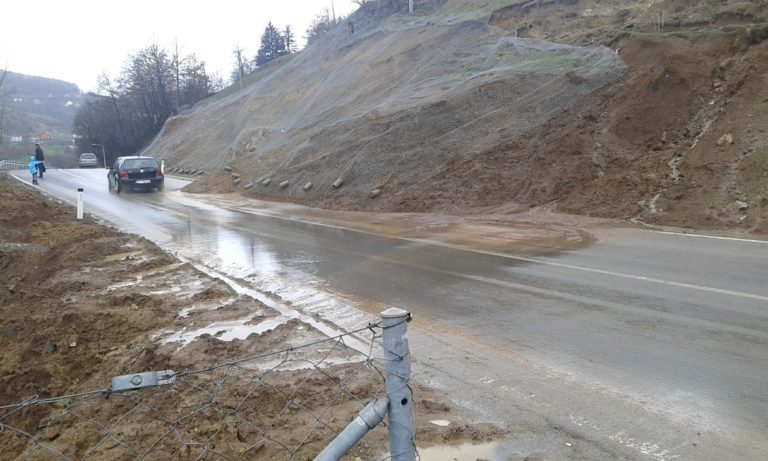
[{"xmin": 136, "ymin": 180, "xmax": 150, "ymax": 184}]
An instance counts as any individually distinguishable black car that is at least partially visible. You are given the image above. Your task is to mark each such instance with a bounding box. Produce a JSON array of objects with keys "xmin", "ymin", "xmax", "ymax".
[{"xmin": 108, "ymin": 156, "xmax": 164, "ymax": 193}]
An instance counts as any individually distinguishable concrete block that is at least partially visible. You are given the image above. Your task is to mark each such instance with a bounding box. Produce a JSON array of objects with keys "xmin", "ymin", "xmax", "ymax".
[
  {"xmin": 303, "ymin": 181, "xmax": 313, "ymax": 191},
  {"xmin": 332, "ymin": 178, "xmax": 344, "ymax": 189},
  {"xmin": 244, "ymin": 183, "xmax": 255, "ymax": 190},
  {"xmin": 279, "ymin": 181, "xmax": 290, "ymax": 189},
  {"xmin": 233, "ymin": 178, "xmax": 241, "ymax": 185},
  {"xmin": 262, "ymin": 178, "xmax": 272, "ymax": 186},
  {"xmin": 223, "ymin": 165, "xmax": 232, "ymax": 172},
  {"xmin": 369, "ymin": 189, "xmax": 382, "ymax": 199}
]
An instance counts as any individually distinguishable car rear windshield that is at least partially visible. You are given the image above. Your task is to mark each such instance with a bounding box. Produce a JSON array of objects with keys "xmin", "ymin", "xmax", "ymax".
[
  {"xmin": 123, "ymin": 159, "xmax": 158, "ymax": 169},
  {"xmin": 80, "ymin": 153, "xmax": 96, "ymax": 159}
]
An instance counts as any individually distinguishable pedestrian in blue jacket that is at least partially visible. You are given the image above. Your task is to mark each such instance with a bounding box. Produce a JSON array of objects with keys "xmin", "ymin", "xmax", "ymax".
[{"xmin": 28, "ymin": 156, "xmax": 39, "ymax": 185}]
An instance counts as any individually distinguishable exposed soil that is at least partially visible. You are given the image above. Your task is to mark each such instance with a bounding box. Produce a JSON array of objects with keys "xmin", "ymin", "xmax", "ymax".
[
  {"xmin": 0, "ymin": 176, "xmax": 503, "ymax": 459},
  {"xmin": 152, "ymin": 0, "xmax": 767, "ymax": 236}
]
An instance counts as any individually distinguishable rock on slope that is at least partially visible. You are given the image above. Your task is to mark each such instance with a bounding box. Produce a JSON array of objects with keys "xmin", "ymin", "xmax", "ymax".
[{"xmin": 144, "ymin": 0, "xmax": 768, "ymax": 233}]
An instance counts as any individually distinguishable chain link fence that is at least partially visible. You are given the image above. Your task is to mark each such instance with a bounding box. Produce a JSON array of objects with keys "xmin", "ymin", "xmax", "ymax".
[{"xmin": 1, "ymin": 311, "xmax": 415, "ymax": 460}]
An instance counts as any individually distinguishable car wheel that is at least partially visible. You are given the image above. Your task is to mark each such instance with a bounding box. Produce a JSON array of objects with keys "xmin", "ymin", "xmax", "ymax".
[
  {"xmin": 116, "ymin": 180, "xmax": 122, "ymax": 194},
  {"xmin": 157, "ymin": 183, "xmax": 164, "ymax": 192}
]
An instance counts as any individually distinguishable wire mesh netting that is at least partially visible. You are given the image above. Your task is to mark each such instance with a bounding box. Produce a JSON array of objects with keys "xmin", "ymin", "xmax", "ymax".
[
  {"xmin": 0, "ymin": 324, "xmax": 388, "ymax": 460},
  {"xmin": 149, "ymin": 16, "xmax": 627, "ymax": 201},
  {"xmin": 261, "ymin": 36, "xmax": 627, "ymax": 200}
]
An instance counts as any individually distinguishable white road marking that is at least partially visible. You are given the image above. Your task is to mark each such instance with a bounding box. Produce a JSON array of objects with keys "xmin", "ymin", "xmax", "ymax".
[
  {"xmin": 195, "ymin": 202, "xmax": 768, "ymax": 302},
  {"xmin": 653, "ymin": 230, "xmax": 768, "ymax": 244},
  {"xmin": 480, "ymin": 251, "xmax": 768, "ymax": 303},
  {"xmin": 18, "ymin": 173, "xmax": 765, "ymax": 303}
]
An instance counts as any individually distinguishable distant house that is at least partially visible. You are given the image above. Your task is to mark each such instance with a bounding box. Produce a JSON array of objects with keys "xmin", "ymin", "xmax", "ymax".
[
  {"xmin": 64, "ymin": 100, "xmax": 74, "ymax": 107},
  {"xmin": 39, "ymin": 132, "xmax": 53, "ymax": 142},
  {"xmin": 12, "ymin": 97, "xmax": 23, "ymax": 103},
  {"xmin": 9, "ymin": 136, "xmax": 23, "ymax": 143},
  {"xmin": 32, "ymin": 99, "xmax": 42, "ymax": 105}
]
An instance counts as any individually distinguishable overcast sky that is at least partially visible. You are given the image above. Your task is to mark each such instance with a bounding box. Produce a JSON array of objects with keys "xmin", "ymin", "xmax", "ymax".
[{"xmin": 0, "ymin": 0, "xmax": 357, "ymax": 92}]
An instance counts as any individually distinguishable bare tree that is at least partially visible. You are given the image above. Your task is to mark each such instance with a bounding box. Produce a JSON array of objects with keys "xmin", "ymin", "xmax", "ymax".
[
  {"xmin": 0, "ymin": 67, "xmax": 6, "ymax": 149},
  {"xmin": 284, "ymin": 25, "xmax": 295, "ymax": 53},
  {"xmin": 173, "ymin": 38, "xmax": 182, "ymax": 113},
  {"xmin": 75, "ymin": 42, "xmax": 214, "ymax": 157},
  {"xmin": 232, "ymin": 45, "xmax": 250, "ymax": 85},
  {"xmin": 96, "ymin": 73, "xmax": 128, "ymax": 150},
  {"xmin": 306, "ymin": 8, "xmax": 338, "ymax": 46}
]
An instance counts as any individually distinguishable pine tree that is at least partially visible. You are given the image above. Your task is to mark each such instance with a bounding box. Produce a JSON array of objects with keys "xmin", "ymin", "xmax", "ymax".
[{"xmin": 256, "ymin": 22, "xmax": 286, "ymax": 67}]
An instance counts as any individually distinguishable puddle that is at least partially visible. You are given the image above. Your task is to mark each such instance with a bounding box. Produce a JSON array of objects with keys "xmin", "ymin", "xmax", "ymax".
[
  {"xmin": 249, "ymin": 354, "xmax": 363, "ymax": 372},
  {"xmin": 160, "ymin": 316, "xmax": 292, "ymax": 345},
  {"xmin": 104, "ymin": 250, "xmax": 144, "ymax": 261},
  {"xmin": 178, "ymin": 297, "xmax": 237, "ymax": 318},
  {"xmin": 417, "ymin": 442, "xmax": 518, "ymax": 461}
]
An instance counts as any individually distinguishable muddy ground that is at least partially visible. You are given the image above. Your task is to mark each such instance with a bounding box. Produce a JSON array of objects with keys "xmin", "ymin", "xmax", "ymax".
[
  {"xmin": 0, "ymin": 175, "xmax": 504, "ymax": 460},
  {"xmin": 172, "ymin": 0, "xmax": 767, "ymax": 236}
]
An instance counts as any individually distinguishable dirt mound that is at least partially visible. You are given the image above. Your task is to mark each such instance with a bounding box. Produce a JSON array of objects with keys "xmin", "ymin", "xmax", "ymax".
[
  {"xmin": 0, "ymin": 176, "xmax": 500, "ymax": 459},
  {"xmin": 148, "ymin": 0, "xmax": 766, "ymax": 233}
]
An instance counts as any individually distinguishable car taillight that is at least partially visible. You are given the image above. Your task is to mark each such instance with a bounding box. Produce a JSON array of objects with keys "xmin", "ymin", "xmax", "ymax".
[
  {"xmin": 155, "ymin": 168, "xmax": 164, "ymax": 177},
  {"xmin": 118, "ymin": 170, "xmax": 128, "ymax": 178}
]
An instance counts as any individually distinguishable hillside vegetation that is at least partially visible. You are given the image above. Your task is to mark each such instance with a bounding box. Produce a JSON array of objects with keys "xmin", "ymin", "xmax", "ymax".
[
  {"xmin": 144, "ymin": 0, "xmax": 768, "ymax": 234},
  {"xmin": 0, "ymin": 72, "xmax": 81, "ymax": 165}
]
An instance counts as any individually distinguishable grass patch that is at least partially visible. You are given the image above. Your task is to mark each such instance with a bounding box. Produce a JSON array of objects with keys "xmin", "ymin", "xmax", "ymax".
[{"xmin": 201, "ymin": 54, "xmax": 298, "ymax": 105}]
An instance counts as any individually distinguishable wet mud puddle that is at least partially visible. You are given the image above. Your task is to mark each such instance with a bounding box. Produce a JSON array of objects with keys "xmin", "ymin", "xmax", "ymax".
[{"xmin": 416, "ymin": 441, "xmax": 519, "ymax": 461}]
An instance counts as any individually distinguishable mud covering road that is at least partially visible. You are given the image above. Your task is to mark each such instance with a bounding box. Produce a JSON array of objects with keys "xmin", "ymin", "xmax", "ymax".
[{"xmin": 0, "ymin": 175, "xmax": 504, "ymax": 460}]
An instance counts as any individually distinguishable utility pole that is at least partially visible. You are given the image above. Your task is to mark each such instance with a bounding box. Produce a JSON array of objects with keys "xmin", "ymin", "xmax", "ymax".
[
  {"xmin": 409, "ymin": 0, "xmax": 414, "ymax": 13},
  {"xmin": 91, "ymin": 144, "xmax": 107, "ymax": 169},
  {"xmin": 331, "ymin": 0, "xmax": 337, "ymax": 25}
]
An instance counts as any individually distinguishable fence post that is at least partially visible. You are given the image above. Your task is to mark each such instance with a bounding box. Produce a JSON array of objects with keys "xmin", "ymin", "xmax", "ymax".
[
  {"xmin": 381, "ymin": 307, "xmax": 415, "ymax": 461},
  {"xmin": 314, "ymin": 397, "xmax": 389, "ymax": 461}
]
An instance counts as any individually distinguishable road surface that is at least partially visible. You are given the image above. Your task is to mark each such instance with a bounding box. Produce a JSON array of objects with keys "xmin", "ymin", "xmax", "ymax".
[{"xmin": 11, "ymin": 168, "xmax": 768, "ymax": 460}]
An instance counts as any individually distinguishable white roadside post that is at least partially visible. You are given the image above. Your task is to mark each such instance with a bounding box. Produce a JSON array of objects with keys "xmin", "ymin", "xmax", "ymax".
[{"xmin": 76, "ymin": 188, "xmax": 84, "ymax": 220}]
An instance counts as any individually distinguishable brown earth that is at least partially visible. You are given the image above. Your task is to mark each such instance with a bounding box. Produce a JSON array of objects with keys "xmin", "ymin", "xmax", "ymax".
[
  {"xmin": 0, "ymin": 176, "xmax": 503, "ymax": 460},
  {"xmin": 155, "ymin": 0, "xmax": 767, "ymax": 236},
  {"xmin": 380, "ymin": 24, "xmax": 768, "ymax": 234}
]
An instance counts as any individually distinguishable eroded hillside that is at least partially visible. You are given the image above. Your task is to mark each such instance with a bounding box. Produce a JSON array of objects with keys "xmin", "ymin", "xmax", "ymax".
[{"xmin": 144, "ymin": 0, "xmax": 768, "ymax": 233}]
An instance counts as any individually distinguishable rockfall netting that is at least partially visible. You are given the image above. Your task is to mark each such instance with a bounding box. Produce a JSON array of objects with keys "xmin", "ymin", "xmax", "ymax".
[{"xmin": 248, "ymin": 35, "xmax": 626, "ymax": 199}]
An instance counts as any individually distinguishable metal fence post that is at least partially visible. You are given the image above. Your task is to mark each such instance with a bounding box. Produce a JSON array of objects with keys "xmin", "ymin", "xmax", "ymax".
[
  {"xmin": 381, "ymin": 307, "xmax": 415, "ymax": 461},
  {"xmin": 314, "ymin": 397, "xmax": 389, "ymax": 461}
]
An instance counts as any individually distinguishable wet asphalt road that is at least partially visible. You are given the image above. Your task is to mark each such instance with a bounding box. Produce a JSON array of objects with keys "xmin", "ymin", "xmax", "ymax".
[{"xmin": 14, "ymin": 168, "xmax": 768, "ymax": 460}]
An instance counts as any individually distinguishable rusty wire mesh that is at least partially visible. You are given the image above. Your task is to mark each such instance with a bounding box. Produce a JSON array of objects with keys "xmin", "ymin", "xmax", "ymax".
[{"xmin": 0, "ymin": 324, "xmax": 388, "ymax": 460}]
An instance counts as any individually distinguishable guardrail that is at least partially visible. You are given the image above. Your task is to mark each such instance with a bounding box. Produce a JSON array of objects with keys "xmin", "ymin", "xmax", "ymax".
[{"xmin": 0, "ymin": 160, "xmax": 27, "ymax": 172}]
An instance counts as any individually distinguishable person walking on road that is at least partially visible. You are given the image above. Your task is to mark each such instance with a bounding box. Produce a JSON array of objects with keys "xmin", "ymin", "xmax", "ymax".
[
  {"xmin": 34, "ymin": 143, "xmax": 45, "ymax": 178},
  {"xmin": 28, "ymin": 155, "xmax": 40, "ymax": 185}
]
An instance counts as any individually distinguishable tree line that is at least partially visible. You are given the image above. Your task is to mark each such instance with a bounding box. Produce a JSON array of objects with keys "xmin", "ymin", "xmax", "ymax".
[
  {"xmin": 231, "ymin": 8, "xmax": 344, "ymax": 84},
  {"xmin": 74, "ymin": 5, "xmax": 359, "ymax": 160},
  {"xmin": 73, "ymin": 44, "xmax": 218, "ymax": 161}
]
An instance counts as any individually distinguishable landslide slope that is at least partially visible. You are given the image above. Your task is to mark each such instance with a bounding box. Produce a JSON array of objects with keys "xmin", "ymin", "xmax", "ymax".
[{"xmin": 144, "ymin": 0, "xmax": 768, "ymax": 233}]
